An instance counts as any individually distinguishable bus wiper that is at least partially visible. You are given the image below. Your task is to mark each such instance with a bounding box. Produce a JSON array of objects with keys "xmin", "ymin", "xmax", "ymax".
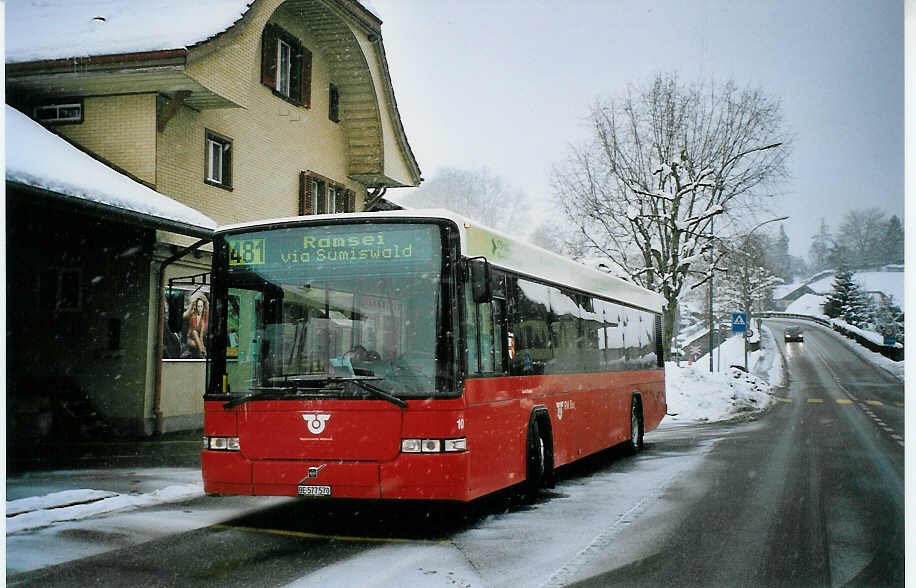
[
  {"xmin": 331, "ymin": 376, "xmax": 408, "ymax": 409},
  {"xmin": 223, "ymin": 386, "xmax": 294, "ymax": 409}
]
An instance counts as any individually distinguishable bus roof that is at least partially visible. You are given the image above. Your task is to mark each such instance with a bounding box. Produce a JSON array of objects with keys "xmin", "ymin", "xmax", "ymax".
[{"xmin": 215, "ymin": 209, "xmax": 666, "ymax": 313}]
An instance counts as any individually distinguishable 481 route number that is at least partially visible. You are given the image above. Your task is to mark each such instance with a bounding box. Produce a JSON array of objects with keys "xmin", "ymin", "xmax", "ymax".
[{"xmin": 228, "ymin": 238, "xmax": 266, "ymax": 266}]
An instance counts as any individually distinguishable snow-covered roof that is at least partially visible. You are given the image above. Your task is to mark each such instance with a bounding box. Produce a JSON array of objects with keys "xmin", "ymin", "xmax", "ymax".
[
  {"xmin": 215, "ymin": 209, "xmax": 667, "ymax": 313},
  {"xmin": 5, "ymin": 1, "xmax": 253, "ymax": 64},
  {"xmin": 5, "ymin": 105, "xmax": 216, "ymax": 236}
]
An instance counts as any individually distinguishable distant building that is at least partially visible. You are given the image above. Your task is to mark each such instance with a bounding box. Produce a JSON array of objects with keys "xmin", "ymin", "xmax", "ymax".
[{"xmin": 6, "ymin": 0, "xmax": 421, "ymax": 443}]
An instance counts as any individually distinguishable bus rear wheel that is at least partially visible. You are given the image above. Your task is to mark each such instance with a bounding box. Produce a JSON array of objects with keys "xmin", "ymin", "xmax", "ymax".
[
  {"xmin": 626, "ymin": 396, "xmax": 644, "ymax": 454},
  {"xmin": 525, "ymin": 419, "xmax": 551, "ymax": 495}
]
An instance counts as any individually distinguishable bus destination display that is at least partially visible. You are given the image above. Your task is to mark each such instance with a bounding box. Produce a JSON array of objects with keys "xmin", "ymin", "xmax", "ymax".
[{"xmin": 227, "ymin": 225, "xmax": 436, "ymax": 270}]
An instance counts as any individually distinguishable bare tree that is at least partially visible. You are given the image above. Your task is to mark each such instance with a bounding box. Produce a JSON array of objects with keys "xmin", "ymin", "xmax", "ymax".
[
  {"xmin": 394, "ymin": 166, "xmax": 530, "ymax": 234},
  {"xmin": 552, "ymin": 73, "xmax": 790, "ymax": 357},
  {"xmin": 837, "ymin": 207, "xmax": 888, "ymax": 269}
]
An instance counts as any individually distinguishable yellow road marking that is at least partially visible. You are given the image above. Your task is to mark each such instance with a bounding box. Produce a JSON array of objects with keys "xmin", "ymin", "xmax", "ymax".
[
  {"xmin": 209, "ymin": 523, "xmax": 449, "ymax": 545},
  {"xmin": 835, "ymin": 399, "xmax": 853, "ymax": 404},
  {"xmin": 807, "ymin": 398, "xmax": 824, "ymax": 403},
  {"xmin": 895, "ymin": 402, "xmax": 905, "ymax": 408},
  {"xmin": 775, "ymin": 397, "xmax": 793, "ymax": 403},
  {"xmin": 865, "ymin": 400, "xmax": 883, "ymax": 406}
]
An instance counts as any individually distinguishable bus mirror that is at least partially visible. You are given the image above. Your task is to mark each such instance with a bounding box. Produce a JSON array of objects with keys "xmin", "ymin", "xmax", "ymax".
[{"xmin": 469, "ymin": 257, "xmax": 492, "ymax": 303}]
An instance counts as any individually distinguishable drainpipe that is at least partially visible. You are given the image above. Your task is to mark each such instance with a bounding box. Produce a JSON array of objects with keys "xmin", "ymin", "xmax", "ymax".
[{"xmin": 154, "ymin": 238, "xmax": 210, "ymax": 435}]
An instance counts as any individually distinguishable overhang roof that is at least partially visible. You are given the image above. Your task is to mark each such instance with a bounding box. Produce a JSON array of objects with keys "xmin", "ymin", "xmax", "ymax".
[{"xmin": 5, "ymin": 105, "xmax": 216, "ymax": 238}]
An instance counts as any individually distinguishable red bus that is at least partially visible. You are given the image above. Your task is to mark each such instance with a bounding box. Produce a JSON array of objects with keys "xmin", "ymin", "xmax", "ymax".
[{"xmin": 199, "ymin": 210, "xmax": 666, "ymax": 501}]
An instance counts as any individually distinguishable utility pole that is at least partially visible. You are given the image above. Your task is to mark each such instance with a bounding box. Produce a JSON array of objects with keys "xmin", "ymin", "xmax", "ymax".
[{"xmin": 708, "ymin": 218, "xmax": 715, "ymax": 373}]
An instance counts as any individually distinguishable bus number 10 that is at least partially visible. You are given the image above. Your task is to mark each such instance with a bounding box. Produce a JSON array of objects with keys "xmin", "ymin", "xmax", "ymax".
[{"xmin": 228, "ymin": 239, "xmax": 266, "ymax": 266}]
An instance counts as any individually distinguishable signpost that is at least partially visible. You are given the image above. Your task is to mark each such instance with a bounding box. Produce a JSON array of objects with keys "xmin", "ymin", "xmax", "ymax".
[
  {"xmin": 731, "ymin": 313, "xmax": 747, "ymax": 333},
  {"xmin": 732, "ymin": 312, "xmax": 750, "ymax": 371}
]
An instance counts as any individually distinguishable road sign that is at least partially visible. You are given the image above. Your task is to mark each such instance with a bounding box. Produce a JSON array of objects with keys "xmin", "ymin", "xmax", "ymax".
[{"xmin": 731, "ymin": 312, "xmax": 747, "ymax": 333}]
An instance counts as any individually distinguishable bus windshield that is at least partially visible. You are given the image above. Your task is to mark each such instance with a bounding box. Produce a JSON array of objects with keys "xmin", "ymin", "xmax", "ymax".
[{"xmin": 210, "ymin": 222, "xmax": 449, "ymax": 400}]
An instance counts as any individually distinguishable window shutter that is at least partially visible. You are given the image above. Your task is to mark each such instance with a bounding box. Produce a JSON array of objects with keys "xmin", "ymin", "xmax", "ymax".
[
  {"xmin": 261, "ymin": 26, "xmax": 278, "ymax": 89},
  {"xmin": 300, "ymin": 46, "xmax": 312, "ymax": 108},
  {"xmin": 335, "ymin": 187, "xmax": 346, "ymax": 213},
  {"xmin": 299, "ymin": 172, "xmax": 312, "ymax": 215}
]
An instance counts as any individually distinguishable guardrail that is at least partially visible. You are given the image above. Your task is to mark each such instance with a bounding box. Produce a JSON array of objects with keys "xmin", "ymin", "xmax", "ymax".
[{"xmin": 757, "ymin": 312, "xmax": 903, "ymax": 362}]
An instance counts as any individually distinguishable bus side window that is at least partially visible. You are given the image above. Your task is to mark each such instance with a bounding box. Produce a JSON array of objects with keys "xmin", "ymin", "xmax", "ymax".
[{"xmin": 464, "ymin": 286, "xmax": 479, "ymax": 374}]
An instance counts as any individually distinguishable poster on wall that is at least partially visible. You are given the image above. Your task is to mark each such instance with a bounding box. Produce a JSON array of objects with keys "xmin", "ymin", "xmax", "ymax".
[{"xmin": 163, "ymin": 288, "xmax": 210, "ymax": 359}]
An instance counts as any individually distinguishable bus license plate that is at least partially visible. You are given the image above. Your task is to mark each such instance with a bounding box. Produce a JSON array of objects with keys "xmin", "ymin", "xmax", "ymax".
[{"xmin": 297, "ymin": 485, "xmax": 331, "ymax": 497}]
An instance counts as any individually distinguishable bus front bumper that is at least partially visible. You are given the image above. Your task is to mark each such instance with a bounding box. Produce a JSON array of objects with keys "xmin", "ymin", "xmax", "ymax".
[{"xmin": 202, "ymin": 450, "xmax": 471, "ymax": 501}]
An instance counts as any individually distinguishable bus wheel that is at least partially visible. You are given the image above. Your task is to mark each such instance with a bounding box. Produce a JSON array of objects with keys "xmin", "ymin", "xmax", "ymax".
[
  {"xmin": 526, "ymin": 419, "xmax": 547, "ymax": 494},
  {"xmin": 626, "ymin": 396, "xmax": 644, "ymax": 454}
]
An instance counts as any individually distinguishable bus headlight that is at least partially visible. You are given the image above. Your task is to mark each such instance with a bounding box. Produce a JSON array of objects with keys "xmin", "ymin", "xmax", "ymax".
[
  {"xmin": 401, "ymin": 438, "xmax": 466, "ymax": 453},
  {"xmin": 204, "ymin": 436, "xmax": 241, "ymax": 451}
]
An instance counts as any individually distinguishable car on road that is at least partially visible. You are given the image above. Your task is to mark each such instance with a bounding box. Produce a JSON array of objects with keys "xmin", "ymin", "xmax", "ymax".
[{"xmin": 784, "ymin": 326, "xmax": 804, "ymax": 342}]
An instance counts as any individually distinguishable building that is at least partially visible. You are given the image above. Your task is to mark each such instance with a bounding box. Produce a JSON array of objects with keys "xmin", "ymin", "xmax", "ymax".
[{"xmin": 6, "ymin": 0, "xmax": 421, "ymax": 446}]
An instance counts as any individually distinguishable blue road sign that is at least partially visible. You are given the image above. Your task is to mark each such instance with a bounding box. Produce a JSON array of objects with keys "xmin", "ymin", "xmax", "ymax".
[{"xmin": 732, "ymin": 312, "xmax": 748, "ymax": 333}]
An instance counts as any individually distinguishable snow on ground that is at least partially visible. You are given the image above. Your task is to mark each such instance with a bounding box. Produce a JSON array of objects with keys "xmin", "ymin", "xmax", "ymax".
[{"xmin": 6, "ymin": 483, "xmax": 204, "ymax": 535}]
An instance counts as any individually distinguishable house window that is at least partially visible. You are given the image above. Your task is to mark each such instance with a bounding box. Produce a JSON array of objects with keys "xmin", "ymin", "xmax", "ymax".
[
  {"xmin": 277, "ymin": 39, "xmax": 292, "ymax": 97},
  {"xmin": 299, "ymin": 171, "xmax": 356, "ymax": 215},
  {"xmin": 327, "ymin": 185, "xmax": 339, "ymax": 213},
  {"xmin": 205, "ymin": 131, "xmax": 232, "ymax": 190},
  {"xmin": 329, "ymin": 84, "xmax": 340, "ymax": 122},
  {"xmin": 312, "ymin": 178, "xmax": 327, "ymax": 214},
  {"xmin": 261, "ymin": 23, "xmax": 312, "ymax": 107},
  {"xmin": 34, "ymin": 101, "xmax": 83, "ymax": 124}
]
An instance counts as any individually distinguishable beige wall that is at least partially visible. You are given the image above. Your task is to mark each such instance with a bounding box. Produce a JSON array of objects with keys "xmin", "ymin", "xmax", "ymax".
[
  {"xmin": 57, "ymin": 94, "xmax": 157, "ymax": 185},
  {"xmin": 161, "ymin": 0, "xmax": 366, "ymax": 225},
  {"xmin": 159, "ymin": 361, "xmax": 206, "ymax": 432}
]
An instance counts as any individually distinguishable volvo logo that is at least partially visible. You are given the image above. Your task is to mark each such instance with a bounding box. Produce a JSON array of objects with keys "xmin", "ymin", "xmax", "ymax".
[
  {"xmin": 303, "ymin": 413, "xmax": 331, "ymax": 435},
  {"xmin": 307, "ymin": 464, "xmax": 327, "ymax": 478}
]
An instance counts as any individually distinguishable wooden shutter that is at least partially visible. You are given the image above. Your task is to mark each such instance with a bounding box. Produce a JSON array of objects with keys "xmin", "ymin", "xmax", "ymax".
[
  {"xmin": 261, "ymin": 25, "xmax": 278, "ymax": 89},
  {"xmin": 300, "ymin": 46, "xmax": 312, "ymax": 108},
  {"xmin": 299, "ymin": 172, "xmax": 311, "ymax": 215}
]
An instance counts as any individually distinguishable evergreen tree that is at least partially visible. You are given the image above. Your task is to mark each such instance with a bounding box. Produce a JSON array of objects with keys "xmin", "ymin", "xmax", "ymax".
[{"xmin": 825, "ymin": 267, "xmax": 871, "ymax": 327}]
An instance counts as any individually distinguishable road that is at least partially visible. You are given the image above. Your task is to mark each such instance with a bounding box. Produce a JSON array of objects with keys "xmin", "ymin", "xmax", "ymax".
[{"xmin": 7, "ymin": 321, "xmax": 904, "ymax": 587}]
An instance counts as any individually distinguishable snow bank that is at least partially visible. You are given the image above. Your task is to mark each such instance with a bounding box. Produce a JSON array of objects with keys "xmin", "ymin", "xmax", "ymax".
[
  {"xmin": 665, "ymin": 327, "xmax": 781, "ymax": 423},
  {"xmin": 665, "ymin": 362, "xmax": 774, "ymax": 423},
  {"xmin": 6, "ymin": 484, "xmax": 204, "ymax": 535}
]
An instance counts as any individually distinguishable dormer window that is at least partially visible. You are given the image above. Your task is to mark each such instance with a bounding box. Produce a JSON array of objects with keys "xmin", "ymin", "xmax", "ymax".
[{"xmin": 261, "ymin": 24, "xmax": 311, "ymax": 107}]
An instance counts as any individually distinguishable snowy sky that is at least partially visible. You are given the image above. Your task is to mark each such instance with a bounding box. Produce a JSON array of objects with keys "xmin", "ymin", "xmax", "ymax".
[{"xmin": 372, "ymin": 0, "xmax": 903, "ymax": 258}]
